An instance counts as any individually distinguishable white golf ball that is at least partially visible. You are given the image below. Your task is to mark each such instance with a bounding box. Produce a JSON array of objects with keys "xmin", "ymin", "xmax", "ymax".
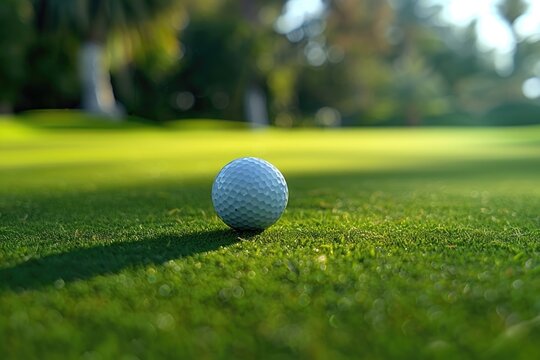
[{"xmin": 212, "ymin": 157, "xmax": 288, "ymax": 230}]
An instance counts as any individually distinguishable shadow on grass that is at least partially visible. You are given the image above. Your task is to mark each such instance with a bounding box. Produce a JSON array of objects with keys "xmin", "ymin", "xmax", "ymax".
[{"xmin": 0, "ymin": 229, "xmax": 261, "ymax": 292}]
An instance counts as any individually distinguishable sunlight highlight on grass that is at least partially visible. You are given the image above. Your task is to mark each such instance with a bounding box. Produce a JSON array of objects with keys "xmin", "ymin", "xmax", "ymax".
[{"xmin": 2, "ymin": 119, "xmax": 540, "ymax": 193}]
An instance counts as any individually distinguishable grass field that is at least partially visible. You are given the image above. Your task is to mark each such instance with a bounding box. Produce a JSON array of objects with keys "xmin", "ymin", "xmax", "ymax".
[{"xmin": 1, "ymin": 113, "xmax": 540, "ymax": 359}]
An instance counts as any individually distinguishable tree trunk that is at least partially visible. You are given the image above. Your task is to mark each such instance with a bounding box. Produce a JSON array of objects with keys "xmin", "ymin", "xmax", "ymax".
[
  {"xmin": 406, "ymin": 105, "xmax": 421, "ymax": 126},
  {"xmin": 244, "ymin": 83, "xmax": 269, "ymax": 128},
  {"xmin": 240, "ymin": 0, "xmax": 270, "ymax": 128},
  {"xmin": 79, "ymin": 42, "xmax": 123, "ymax": 120}
]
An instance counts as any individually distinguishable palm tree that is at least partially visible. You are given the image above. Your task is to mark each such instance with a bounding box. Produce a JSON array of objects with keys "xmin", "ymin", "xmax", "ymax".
[{"xmin": 34, "ymin": 0, "xmax": 183, "ymax": 119}]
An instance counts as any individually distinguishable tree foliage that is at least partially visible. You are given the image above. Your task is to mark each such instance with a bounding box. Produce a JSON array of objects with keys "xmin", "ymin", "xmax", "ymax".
[
  {"xmin": 2, "ymin": 0, "xmax": 540, "ymax": 124},
  {"xmin": 0, "ymin": 0, "xmax": 33, "ymax": 110},
  {"xmin": 497, "ymin": 0, "xmax": 528, "ymax": 26}
]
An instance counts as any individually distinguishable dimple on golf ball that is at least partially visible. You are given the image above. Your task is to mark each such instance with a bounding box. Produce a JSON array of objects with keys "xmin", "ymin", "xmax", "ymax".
[{"xmin": 212, "ymin": 157, "xmax": 288, "ymax": 230}]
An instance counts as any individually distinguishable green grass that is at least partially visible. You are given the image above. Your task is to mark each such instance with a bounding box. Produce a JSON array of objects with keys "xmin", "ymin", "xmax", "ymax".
[{"xmin": 1, "ymin": 114, "xmax": 540, "ymax": 359}]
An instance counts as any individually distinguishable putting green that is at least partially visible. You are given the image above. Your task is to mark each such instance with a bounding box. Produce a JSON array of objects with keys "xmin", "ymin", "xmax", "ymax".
[{"xmin": 1, "ymin": 115, "xmax": 540, "ymax": 359}]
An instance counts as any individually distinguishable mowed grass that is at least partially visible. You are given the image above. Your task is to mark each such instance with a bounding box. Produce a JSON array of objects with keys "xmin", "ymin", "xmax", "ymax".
[{"xmin": 1, "ymin": 114, "xmax": 540, "ymax": 359}]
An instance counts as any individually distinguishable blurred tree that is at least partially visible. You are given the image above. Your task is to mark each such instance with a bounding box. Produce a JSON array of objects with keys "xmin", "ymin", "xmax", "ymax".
[
  {"xmin": 497, "ymin": 0, "xmax": 528, "ymax": 28},
  {"xmin": 430, "ymin": 21, "xmax": 483, "ymax": 90},
  {"xmin": 18, "ymin": 32, "xmax": 80, "ymax": 111},
  {"xmin": 164, "ymin": 0, "xmax": 288, "ymax": 125},
  {"xmin": 237, "ymin": 0, "xmax": 287, "ymax": 127},
  {"xmin": 388, "ymin": 0, "xmax": 451, "ymax": 125},
  {"xmin": 296, "ymin": 0, "xmax": 395, "ymax": 124},
  {"xmin": 0, "ymin": 0, "xmax": 33, "ymax": 113},
  {"xmin": 390, "ymin": 50, "xmax": 450, "ymax": 125},
  {"xmin": 497, "ymin": 0, "xmax": 528, "ymax": 70},
  {"xmin": 0, "ymin": 0, "xmax": 537, "ymax": 125},
  {"xmin": 454, "ymin": 0, "xmax": 539, "ymax": 121},
  {"xmin": 237, "ymin": 0, "xmax": 268, "ymax": 127},
  {"xmin": 302, "ymin": 0, "xmax": 447, "ymax": 125},
  {"xmin": 33, "ymin": 0, "xmax": 184, "ymax": 119},
  {"xmin": 164, "ymin": 14, "xmax": 255, "ymax": 120}
]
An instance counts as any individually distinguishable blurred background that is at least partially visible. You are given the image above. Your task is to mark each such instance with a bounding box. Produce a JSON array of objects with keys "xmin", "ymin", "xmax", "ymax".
[{"xmin": 1, "ymin": 0, "xmax": 540, "ymax": 127}]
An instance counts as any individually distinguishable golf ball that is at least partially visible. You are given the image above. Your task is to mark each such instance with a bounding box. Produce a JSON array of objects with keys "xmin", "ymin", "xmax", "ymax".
[{"xmin": 212, "ymin": 157, "xmax": 288, "ymax": 230}]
